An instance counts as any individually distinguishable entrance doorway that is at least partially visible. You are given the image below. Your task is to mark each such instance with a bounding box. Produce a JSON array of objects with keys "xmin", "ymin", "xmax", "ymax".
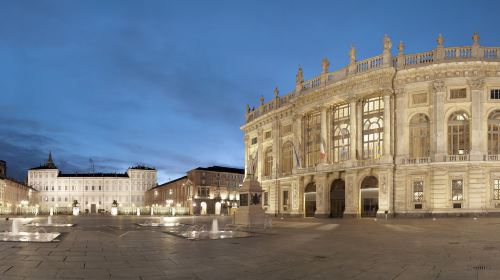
[
  {"xmin": 304, "ymin": 183, "xmax": 316, "ymax": 217},
  {"xmin": 330, "ymin": 179, "xmax": 345, "ymax": 218},
  {"xmin": 90, "ymin": 204, "xmax": 97, "ymax": 214},
  {"xmin": 360, "ymin": 176, "xmax": 378, "ymax": 217}
]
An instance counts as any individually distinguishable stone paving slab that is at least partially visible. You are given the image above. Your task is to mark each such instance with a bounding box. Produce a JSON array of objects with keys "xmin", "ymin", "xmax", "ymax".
[{"xmin": 2, "ymin": 216, "xmax": 500, "ymax": 279}]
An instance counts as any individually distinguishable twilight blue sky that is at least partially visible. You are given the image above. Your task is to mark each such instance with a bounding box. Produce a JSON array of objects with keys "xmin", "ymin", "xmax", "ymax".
[{"xmin": 1, "ymin": 0, "xmax": 499, "ymax": 183}]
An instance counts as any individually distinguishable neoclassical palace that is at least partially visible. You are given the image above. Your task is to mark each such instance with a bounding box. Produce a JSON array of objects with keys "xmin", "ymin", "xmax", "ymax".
[
  {"xmin": 28, "ymin": 153, "xmax": 157, "ymax": 213},
  {"xmin": 241, "ymin": 33, "xmax": 500, "ymax": 218}
]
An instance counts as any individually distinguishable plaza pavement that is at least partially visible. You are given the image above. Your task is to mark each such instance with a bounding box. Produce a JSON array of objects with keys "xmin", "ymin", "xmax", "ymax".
[{"xmin": 0, "ymin": 215, "xmax": 499, "ymax": 280}]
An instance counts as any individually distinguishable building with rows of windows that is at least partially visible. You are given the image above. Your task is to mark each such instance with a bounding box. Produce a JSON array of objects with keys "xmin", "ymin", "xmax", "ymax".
[
  {"xmin": 27, "ymin": 153, "xmax": 157, "ymax": 213},
  {"xmin": 241, "ymin": 33, "xmax": 500, "ymax": 218}
]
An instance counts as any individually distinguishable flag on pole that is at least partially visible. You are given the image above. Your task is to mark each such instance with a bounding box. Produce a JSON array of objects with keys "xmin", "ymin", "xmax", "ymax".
[
  {"xmin": 293, "ymin": 141, "xmax": 301, "ymax": 168},
  {"xmin": 320, "ymin": 137, "xmax": 326, "ymax": 162}
]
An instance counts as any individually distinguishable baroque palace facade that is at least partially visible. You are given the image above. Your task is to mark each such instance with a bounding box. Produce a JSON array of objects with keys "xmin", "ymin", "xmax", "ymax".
[
  {"xmin": 27, "ymin": 153, "xmax": 157, "ymax": 213},
  {"xmin": 242, "ymin": 33, "xmax": 500, "ymax": 218}
]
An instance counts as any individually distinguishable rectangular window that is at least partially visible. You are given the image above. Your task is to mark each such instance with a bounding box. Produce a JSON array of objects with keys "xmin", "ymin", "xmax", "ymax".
[
  {"xmin": 450, "ymin": 88, "xmax": 467, "ymax": 99},
  {"xmin": 91, "ymin": 186, "xmax": 95, "ymax": 191},
  {"xmin": 282, "ymin": 190, "xmax": 289, "ymax": 210},
  {"xmin": 451, "ymin": 179, "xmax": 463, "ymax": 201},
  {"xmin": 305, "ymin": 113, "xmax": 321, "ymax": 166},
  {"xmin": 491, "ymin": 89, "xmax": 500, "ymax": 100},
  {"xmin": 413, "ymin": 181, "xmax": 424, "ymax": 202},
  {"xmin": 85, "ymin": 186, "xmax": 88, "ymax": 191},
  {"xmin": 264, "ymin": 131, "xmax": 272, "ymax": 139},
  {"xmin": 98, "ymin": 186, "xmax": 101, "ymax": 191},
  {"xmin": 332, "ymin": 103, "xmax": 350, "ymax": 162},
  {"xmin": 251, "ymin": 137, "xmax": 257, "ymax": 145},
  {"xmin": 263, "ymin": 192, "xmax": 269, "ymax": 206},
  {"xmin": 493, "ymin": 179, "xmax": 500, "ymax": 200}
]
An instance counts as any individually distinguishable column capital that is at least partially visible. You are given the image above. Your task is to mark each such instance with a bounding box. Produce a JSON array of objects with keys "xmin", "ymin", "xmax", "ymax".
[
  {"xmin": 430, "ymin": 79, "xmax": 446, "ymax": 93},
  {"xmin": 468, "ymin": 78, "xmax": 485, "ymax": 90}
]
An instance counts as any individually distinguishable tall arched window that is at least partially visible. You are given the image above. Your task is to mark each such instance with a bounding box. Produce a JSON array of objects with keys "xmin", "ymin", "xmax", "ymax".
[
  {"xmin": 488, "ymin": 110, "xmax": 500, "ymax": 155},
  {"xmin": 448, "ymin": 111, "xmax": 470, "ymax": 155},
  {"xmin": 331, "ymin": 103, "xmax": 350, "ymax": 162},
  {"xmin": 305, "ymin": 113, "xmax": 321, "ymax": 166},
  {"xmin": 409, "ymin": 114, "xmax": 430, "ymax": 158},
  {"xmin": 363, "ymin": 96, "xmax": 384, "ymax": 159},
  {"xmin": 264, "ymin": 147, "xmax": 273, "ymax": 177},
  {"xmin": 281, "ymin": 142, "xmax": 293, "ymax": 175}
]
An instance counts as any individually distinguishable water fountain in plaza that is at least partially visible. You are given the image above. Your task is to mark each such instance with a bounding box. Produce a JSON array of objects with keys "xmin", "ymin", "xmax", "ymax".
[
  {"xmin": 0, "ymin": 218, "xmax": 61, "ymax": 242},
  {"xmin": 168, "ymin": 218, "xmax": 254, "ymax": 240},
  {"xmin": 25, "ymin": 216, "xmax": 74, "ymax": 227},
  {"xmin": 137, "ymin": 216, "xmax": 181, "ymax": 227}
]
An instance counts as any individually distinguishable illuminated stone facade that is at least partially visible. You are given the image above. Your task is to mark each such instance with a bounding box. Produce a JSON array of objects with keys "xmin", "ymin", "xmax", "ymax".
[
  {"xmin": 242, "ymin": 33, "xmax": 500, "ymax": 217},
  {"xmin": 27, "ymin": 153, "xmax": 156, "ymax": 212},
  {"xmin": 0, "ymin": 160, "xmax": 36, "ymax": 208}
]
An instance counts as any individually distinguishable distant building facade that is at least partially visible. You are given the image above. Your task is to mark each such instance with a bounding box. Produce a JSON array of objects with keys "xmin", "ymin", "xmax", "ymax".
[
  {"xmin": 27, "ymin": 153, "xmax": 157, "ymax": 213},
  {"xmin": 0, "ymin": 160, "xmax": 37, "ymax": 208},
  {"xmin": 146, "ymin": 166, "xmax": 244, "ymax": 215},
  {"xmin": 242, "ymin": 33, "xmax": 500, "ymax": 218}
]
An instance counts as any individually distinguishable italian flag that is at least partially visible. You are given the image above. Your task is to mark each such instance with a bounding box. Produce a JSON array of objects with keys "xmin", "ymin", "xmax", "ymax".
[{"xmin": 320, "ymin": 137, "xmax": 326, "ymax": 161}]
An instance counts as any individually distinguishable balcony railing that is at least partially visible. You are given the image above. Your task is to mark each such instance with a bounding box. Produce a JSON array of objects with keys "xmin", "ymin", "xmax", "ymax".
[
  {"xmin": 245, "ymin": 37, "xmax": 500, "ymax": 124},
  {"xmin": 485, "ymin": 154, "xmax": 500, "ymax": 161},
  {"xmin": 401, "ymin": 157, "xmax": 431, "ymax": 165},
  {"xmin": 444, "ymin": 155, "xmax": 470, "ymax": 162}
]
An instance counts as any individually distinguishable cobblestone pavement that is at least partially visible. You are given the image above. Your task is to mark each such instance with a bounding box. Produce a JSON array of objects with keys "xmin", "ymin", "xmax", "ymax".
[{"xmin": 0, "ymin": 215, "xmax": 499, "ymax": 279}]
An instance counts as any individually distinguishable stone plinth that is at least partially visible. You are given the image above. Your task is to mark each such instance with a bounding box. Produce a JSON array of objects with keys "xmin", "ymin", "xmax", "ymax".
[{"xmin": 234, "ymin": 178, "xmax": 267, "ymax": 226}]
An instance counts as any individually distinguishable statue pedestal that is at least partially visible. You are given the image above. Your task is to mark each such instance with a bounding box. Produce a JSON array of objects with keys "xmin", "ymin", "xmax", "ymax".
[{"xmin": 234, "ymin": 178, "xmax": 267, "ymax": 227}]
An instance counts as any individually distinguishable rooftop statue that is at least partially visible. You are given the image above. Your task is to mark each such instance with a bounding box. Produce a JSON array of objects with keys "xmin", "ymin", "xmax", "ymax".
[
  {"xmin": 259, "ymin": 95, "xmax": 265, "ymax": 106},
  {"xmin": 274, "ymin": 87, "xmax": 279, "ymax": 98},
  {"xmin": 349, "ymin": 45, "xmax": 356, "ymax": 63},
  {"xmin": 472, "ymin": 32, "xmax": 480, "ymax": 45},
  {"xmin": 398, "ymin": 41, "xmax": 405, "ymax": 54},
  {"xmin": 321, "ymin": 57, "xmax": 330, "ymax": 73},
  {"xmin": 437, "ymin": 33, "xmax": 444, "ymax": 47},
  {"xmin": 383, "ymin": 34, "xmax": 392, "ymax": 51},
  {"xmin": 296, "ymin": 65, "xmax": 303, "ymax": 85}
]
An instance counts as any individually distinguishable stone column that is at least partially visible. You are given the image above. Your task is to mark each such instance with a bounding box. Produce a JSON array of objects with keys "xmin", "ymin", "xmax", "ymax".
[
  {"xmin": 349, "ymin": 98, "xmax": 358, "ymax": 161},
  {"xmin": 469, "ymin": 78, "xmax": 485, "ymax": 160},
  {"xmin": 290, "ymin": 180, "xmax": 301, "ymax": 216},
  {"xmin": 272, "ymin": 119, "xmax": 280, "ymax": 178},
  {"xmin": 394, "ymin": 89, "xmax": 407, "ymax": 162},
  {"xmin": 383, "ymin": 93, "xmax": 392, "ymax": 159},
  {"xmin": 314, "ymin": 173, "xmax": 329, "ymax": 218},
  {"xmin": 432, "ymin": 80, "xmax": 446, "ymax": 161},
  {"xmin": 356, "ymin": 100, "xmax": 363, "ymax": 160},
  {"xmin": 256, "ymin": 129, "xmax": 263, "ymax": 180},
  {"xmin": 244, "ymin": 135, "xmax": 250, "ymax": 178},
  {"xmin": 320, "ymin": 106, "xmax": 328, "ymax": 164},
  {"xmin": 377, "ymin": 171, "xmax": 394, "ymax": 215},
  {"xmin": 343, "ymin": 172, "xmax": 358, "ymax": 217},
  {"xmin": 292, "ymin": 114, "xmax": 303, "ymax": 170}
]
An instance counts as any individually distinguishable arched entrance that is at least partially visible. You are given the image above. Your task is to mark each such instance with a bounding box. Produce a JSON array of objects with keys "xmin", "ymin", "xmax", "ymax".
[
  {"xmin": 360, "ymin": 176, "xmax": 378, "ymax": 217},
  {"xmin": 330, "ymin": 179, "xmax": 345, "ymax": 218},
  {"xmin": 304, "ymin": 183, "xmax": 316, "ymax": 217}
]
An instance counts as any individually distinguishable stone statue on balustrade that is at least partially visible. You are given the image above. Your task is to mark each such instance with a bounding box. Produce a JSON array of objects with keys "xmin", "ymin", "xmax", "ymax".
[
  {"xmin": 296, "ymin": 65, "xmax": 303, "ymax": 85},
  {"xmin": 321, "ymin": 57, "xmax": 330, "ymax": 74},
  {"xmin": 383, "ymin": 34, "xmax": 392, "ymax": 51},
  {"xmin": 349, "ymin": 45, "xmax": 356, "ymax": 63}
]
